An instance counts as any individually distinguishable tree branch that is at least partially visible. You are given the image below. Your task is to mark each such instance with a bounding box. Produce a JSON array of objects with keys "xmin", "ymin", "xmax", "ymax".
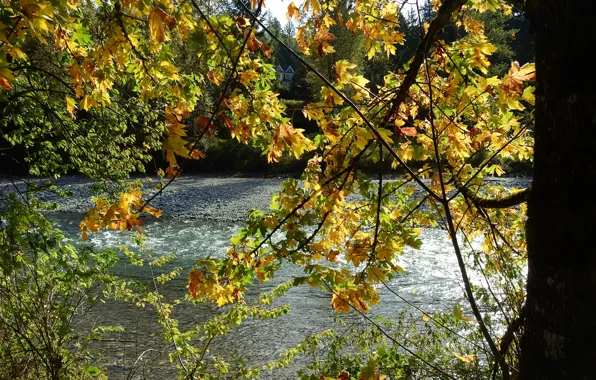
[
  {"xmin": 381, "ymin": 0, "xmax": 467, "ymax": 123},
  {"xmin": 455, "ymin": 178, "xmax": 532, "ymax": 209}
]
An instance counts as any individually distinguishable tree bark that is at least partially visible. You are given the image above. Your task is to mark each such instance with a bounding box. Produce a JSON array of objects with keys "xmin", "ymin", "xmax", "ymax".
[{"xmin": 521, "ymin": 1, "xmax": 596, "ymax": 379}]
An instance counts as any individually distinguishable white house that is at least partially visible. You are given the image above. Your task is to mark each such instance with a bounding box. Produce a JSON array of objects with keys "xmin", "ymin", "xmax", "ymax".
[{"xmin": 276, "ymin": 65, "xmax": 295, "ymax": 87}]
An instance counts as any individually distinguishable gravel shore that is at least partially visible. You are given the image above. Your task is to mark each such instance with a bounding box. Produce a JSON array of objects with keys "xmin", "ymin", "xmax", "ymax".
[
  {"xmin": 0, "ymin": 174, "xmax": 531, "ymax": 221},
  {"xmin": 0, "ymin": 175, "xmax": 286, "ymax": 221}
]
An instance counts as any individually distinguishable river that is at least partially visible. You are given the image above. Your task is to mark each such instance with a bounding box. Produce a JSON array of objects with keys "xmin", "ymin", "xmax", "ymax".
[{"xmin": 53, "ymin": 213, "xmax": 475, "ymax": 379}]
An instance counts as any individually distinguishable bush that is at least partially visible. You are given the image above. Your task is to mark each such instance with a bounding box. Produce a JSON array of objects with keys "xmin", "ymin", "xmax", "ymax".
[{"xmin": 0, "ymin": 196, "xmax": 120, "ymax": 379}]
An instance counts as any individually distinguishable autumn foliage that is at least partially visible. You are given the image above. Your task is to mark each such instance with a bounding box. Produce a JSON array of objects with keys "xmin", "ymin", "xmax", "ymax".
[{"xmin": 0, "ymin": 0, "xmax": 536, "ymax": 378}]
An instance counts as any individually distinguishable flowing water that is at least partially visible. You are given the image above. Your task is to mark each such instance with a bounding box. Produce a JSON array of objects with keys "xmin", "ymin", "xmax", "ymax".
[{"xmin": 54, "ymin": 214, "xmax": 473, "ymax": 379}]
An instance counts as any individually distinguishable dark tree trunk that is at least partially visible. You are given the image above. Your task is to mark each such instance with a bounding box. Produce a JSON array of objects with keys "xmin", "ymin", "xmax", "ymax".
[{"xmin": 521, "ymin": 1, "xmax": 596, "ymax": 379}]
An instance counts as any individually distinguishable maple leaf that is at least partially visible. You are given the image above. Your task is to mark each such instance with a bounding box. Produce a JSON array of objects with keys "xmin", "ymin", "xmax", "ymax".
[
  {"xmin": 163, "ymin": 134, "xmax": 189, "ymax": 166},
  {"xmin": 244, "ymin": 29, "xmax": 261, "ymax": 52},
  {"xmin": 148, "ymin": 8, "xmax": 167, "ymax": 44},
  {"xmin": 277, "ymin": 123, "xmax": 297, "ymax": 146},
  {"xmin": 394, "ymin": 119, "xmax": 417, "ymax": 137},
  {"xmin": 65, "ymin": 97, "xmax": 76, "ymax": 118},
  {"xmin": 189, "ymin": 146, "xmax": 206, "ymax": 159},
  {"xmin": 500, "ymin": 62, "xmax": 536, "ymax": 97},
  {"xmin": 188, "ymin": 267, "xmax": 203, "ymax": 298},
  {"xmin": 80, "ymin": 95, "xmax": 99, "ymax": 111},
  {"xmin": 377, "ymin": 127, "xmax": 394, "ymax": 144},
  {"xmin": 318, "ymin": 43, "xmax": 335, "ymax": 56},
  {"xmin": 331, "ymin": 292, "xmax": 350, "ymax": 313},
  {"xmin": 0, "ymin": 70, "xmax": 14, "ymax": 90},
  {"xmin": 143, "ymin": 205, "xmax": 162, "ymax": 218},
  {"xmin": 168, "ymin": 122, "xmax": 187, "ymax": 136},
  {"xmin": 400, "ymin": 127, "xmax": 417, "ymax": 137},
  {"xmin": 165, "ymin": 165, "xmax": 181, "ymax": 179},
  {"xmin": 220, "ymin": 115, "xmax": 235, "ymax": 130},
  {"xmin": 304, "ymin": 0, "xmax": 321, "ymax": 15},
  {"xmin": 335, "ymin": 60, "xmax": 356, "ymax": 84},
  {"xmin": 321, "ymin": 87, "xmax": 343, "ymax": 107},
  {"xmin": 207, "ymin": 71, "xmax": 224, "ymax": 85},
  {"xmin": 239, "ymin": 70, "xmax": 259, "ymax": 86},
  {"xmin": 260, "ymin": 42, "xmax": 272, "ymax": 58},
  {"xmin": 0, "ymin": 77, "xmax": 12, "ymax": 90},
  {"xmin": 287, "ymin": 2, "xmax": 300, "ymax": 20}
]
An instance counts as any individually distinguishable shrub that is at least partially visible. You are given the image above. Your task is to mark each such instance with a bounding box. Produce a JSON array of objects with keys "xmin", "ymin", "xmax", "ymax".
[{"xmin": 0, "ymin": 196, "xmax": 120, "ymax": 379}]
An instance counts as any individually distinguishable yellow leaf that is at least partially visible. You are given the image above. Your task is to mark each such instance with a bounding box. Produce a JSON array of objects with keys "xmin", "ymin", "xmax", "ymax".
[
  {"xmin": 321, "ymin": 87, "xmax": 343, "ymax": 107},
  {"xmin": 471, "ymin": 42, "xmax": 497, "ymax": 55},
  {"xmin": 335, "ymin": 60, "xmax": 356, "ymax": 84},
  {"xmin": 256, "ymin": 268, "xmax": 266, "ymax": 283},
  {"xmin": 66, "ymin": 97, "xmax": 76, "ymax": 118},
  {"xmin": 367, "ymin": 267, "xmax": 387, "ymax": 283},
  {"xmin": 377, "ymin": 127, "xmax": 393, "ymax": 144},
  {"xmin": 322, "ymin": 15, "xmax": 336, "ymax": 28},
  {"xmin": 149, "ymin": 8, "xmax": 167, "ymax": 44},
  {"xmin": 0, "ymin": 68, "xmax": 15, "ymax": 82},
  {"xmin": 163, "ymin": 134, "xmax": 190, "ymax": 166},
  {"xmin": 350, "ymin": 75, "xmax": 369, "ymax": 88},
  {"xmin": 305, "ymin": 0, "xmax": 321, "ymax": 15},
  {"xmin": 216, "ymin": 295, "xmax": 228, "ymax": 307},
  {"xmin": 453, "ymin": 304, "xmax": 474, "ymax": 322},
  {"xmin": 453, "ymin": 352, "xmax": 476, "ymax": 363},
  {"xmin": 522, "ymin": 86, "xmax": 535, "ymax": 105},
  {"xmin": 331, "ymin": 293, "xmax": 350, "ymax": 313},
  {"xmin": 321, "ymin": 43, "xmax": 335, "ymax": 54},
  {"xmin": 80, "ymin": 95, "xmax": 99, "ymax": 111}
]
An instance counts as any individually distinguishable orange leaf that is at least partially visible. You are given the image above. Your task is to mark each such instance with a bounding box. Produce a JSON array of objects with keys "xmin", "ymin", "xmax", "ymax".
[
  {"xmin": 287, "ymin": 2, "xmax": 300, "ymax": 20},
  {"xmin": 431, "ymin": 172, "xmax": 441, "ymax": 186},
  {"xmin": 260, "ymin": 42, "xmax": 272, "ymax": 58},
  {"xmin": 188, "ymin": 267, "xmax": 203, "ymax": 298},
  {"xmin": 500, "ymin": 62, "xmax": 535, "ymax": 97},
  {"xmin": 400, "ymin": 127, "xmax": 417, "ymax": 137},
  {"xmin": 164, "ymin": 15, "xmax": 177, "ymax": 30},
  {"xmin": 0, "ymin": 77, "xmax": 12, "ymax": 90},
  {"xmin": 165, "ymin": 165, "xmax": 181, "ymax": 179},
  {"xmin": 190, "ymin": 149, "xmax": 206, "ymax": 159},
  {"xmin": 220, "ymin": 115, "xmax": 234, "ymax": 130}
]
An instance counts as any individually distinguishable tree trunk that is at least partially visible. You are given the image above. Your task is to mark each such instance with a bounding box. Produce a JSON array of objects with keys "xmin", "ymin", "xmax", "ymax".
[{"xmin": 521, "ymin": 1, "xmax": 596, "ymax": 379}]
